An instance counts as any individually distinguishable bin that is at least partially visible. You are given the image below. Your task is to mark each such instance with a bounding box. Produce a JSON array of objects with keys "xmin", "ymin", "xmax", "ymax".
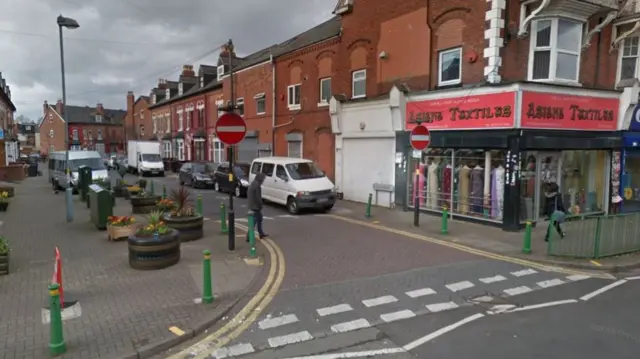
[{"xmin": 89, "ymin": 184, "xmax": 113, "ymax": 230}]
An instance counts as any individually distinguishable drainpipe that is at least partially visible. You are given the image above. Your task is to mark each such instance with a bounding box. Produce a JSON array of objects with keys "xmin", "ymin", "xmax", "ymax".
[{"xmin": 271, "ymin": 53, "xmax": 276, "ymax": 155}]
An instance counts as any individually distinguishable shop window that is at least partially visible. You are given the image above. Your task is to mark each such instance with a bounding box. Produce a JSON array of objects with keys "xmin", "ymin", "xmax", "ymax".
[
  {"xmin": 351, "ymin": 70, "xmax": 366, "ymax": 99},
  {"xmin": 561, "ymin": 151, "xmax": 607, "ymax": 215},
  {"xmin": 619, "ymin": 36, "xmax": 639, "ymax": 81},
  {"xmin": 438, "ymin": 48, "xmax": 462, "ymax": 86},
  {"xmin": 529, "ymin": 18, "xmax": 582, "ymax": 82},
  {"xmin": 287, "ymin": 140, "xmax": 302, "ymax": 158},
  {"xmin": 408, "ymin": 149, "xmax": 505, "ymax": 223},
  {"xmin": 319, "ymin": 77, "xmax": 331, "ymax": 104}
]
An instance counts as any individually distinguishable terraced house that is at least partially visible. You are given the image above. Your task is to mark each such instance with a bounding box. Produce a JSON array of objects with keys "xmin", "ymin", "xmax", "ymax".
[{"xmin": 0, "ymin": 72, "xmax": 19, "ymax": 180}]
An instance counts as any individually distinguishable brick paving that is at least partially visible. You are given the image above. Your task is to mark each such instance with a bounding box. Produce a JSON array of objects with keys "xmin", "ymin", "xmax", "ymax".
[{"xmin": 0, "ymin": 175, "xmax": 261, "ymax": 359}]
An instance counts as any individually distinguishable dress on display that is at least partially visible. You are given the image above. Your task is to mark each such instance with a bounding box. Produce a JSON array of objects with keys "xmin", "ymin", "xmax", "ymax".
[
  {"xmin": 441, "ymin": 165, "xmax": 452, "ymax": 206},
  {"xmin": 470, "ymin": 166, "xmax": 484, "ymax": 214},
  {"xmin": 491, "ymin": 167, "xmax": 497, "ymax": 217},
  {"xmin": 428, "ymin": 162, "xmax": 439, "ymax": 209},
  {"xmin": 459, "ymin": 165, "xmax": 471, "ymax": 213},
  {"xmin": 493, "ymin": 166, "xmax": 505, "ymax": 219}
]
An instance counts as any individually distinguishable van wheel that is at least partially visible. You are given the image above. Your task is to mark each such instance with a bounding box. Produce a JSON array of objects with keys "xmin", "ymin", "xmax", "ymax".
[{"xmin": 287, "ymin": 197, "xmax": 299, "ymax": 215}]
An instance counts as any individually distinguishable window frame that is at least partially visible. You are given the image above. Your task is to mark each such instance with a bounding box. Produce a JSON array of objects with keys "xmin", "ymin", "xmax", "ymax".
[
  {"xmin": 287, "ymin": 140, "xmax": 303, "ymax": 159},
  {"xmin": 236, "ymin": 97, "xmax": 245, "ymax": 116},
  {"xmin": 319, "ymin": 77, "xmax": 331, "ymax": 106},
  {"xmin": 527, "ymin": 18, "xmax": 583, "ymax": 84},
  {"xmin": 438, "ymin": 47, "xmax": 462, "ymax": 86},
  {"xmin": 254, "ymin": 93, "xmax": 266, "ymax": 115},
  {"xmin": 217, "ymin": 66, "xmax": 225, "ymax": 81},
  {"xmin": 351, "ymin": 70, "xmax": 366, "ymax": 99},
  {"xmin": 287, "ymin": 84, "xmax": 301, "ymax": 110},
  {"xmin": 617, "ymin": 36, "xmax": 640, "ymax": 82}
]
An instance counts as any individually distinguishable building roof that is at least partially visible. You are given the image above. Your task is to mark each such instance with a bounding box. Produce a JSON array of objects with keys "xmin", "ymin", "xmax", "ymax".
[
  {"xmin": 51, "ymin": 104, "xmax": 126, "ymax": 125},
  {"xmin": 135, "ymin": 95, "xmax": 150, "ymax": 105}
]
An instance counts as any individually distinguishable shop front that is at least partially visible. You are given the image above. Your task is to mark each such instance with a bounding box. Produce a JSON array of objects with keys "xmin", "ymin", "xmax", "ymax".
[
  {"xmin": 617, "ymin": 110, "xmax": 640, "ymax": 213},
  {"xmin": 403, "ymin": 83, "xmax": 620, "ymax": 230}
]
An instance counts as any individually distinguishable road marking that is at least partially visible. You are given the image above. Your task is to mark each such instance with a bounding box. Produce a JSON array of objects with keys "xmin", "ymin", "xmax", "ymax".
[
  {"xmin": 268, "ymin": 331, "xmax": 313, "ymax": 348},
  {"xmin": 316, "ymin": 304, "xmax": 353, "ymax": 317},
  {"xmin": 211, "ymin": 343, "xmax": 255, "ymax": 358},
  {"xmin": 479, "ymin": 275, "xmax": 507, "ymax": 283},
  {"xmin": 258, "ymin": 314, "xmax": 298, "ymax": 330},
  {"xmin": 470, "ymin": 295, "xmax": 494, "ymax": 303},
  {"xmin": 380, "ymin": 309, "xmax": 416, "ymax": 323},
  {"xmin": 331, "ymin": 319, "xmax": 371, "ymax": 333},
  {"xmin": 536, "ymin": 279, "xmax": 565, "ymax": 288},
  {"xmin": 626, "ymin": 276, "xmax": 640, "ymax": 280},
  {"xmin": 503, "ymin": 286, "xmax": 532, "ymax": 296},
  {"xmin": 362, "ymin": 295, "xmax": 397, "ymax": 307},
  {"xmin": 486, "ymin": 304, "xmax": 517, "ymax": 315},
  {"xmin": 279, "ymin": 214, "xmax": 297, "ymax": 218},
  {"xmin": 264, "ymin": 216, "xmax": 275, "ymax": 220},
  {"xmin": 406, "ymin": 287, "xmax": 436, "ymax": 298},
  {"xmin": 169, "ymin": 326, "xmax": 185, "ymax": 336},
  {"xmin": 567, "ymin": 274, "xmax": 591, "ymax": 281},
  {"xmin": 511, "ymin": 269, "xmax": 538, "ymax": 277},
  {"xmin": 285, "ymin": 348, "xmax": 407, "ymax": 359},
  {"xmin": 426, "ymin": 301, "xmax": 458, "ymax": 313},
  {"xmin": 446, "ymin": 280, "xmax": 474, "ymax": 292},
  {"xmin": 580, "ymin": 279, "xmax": 627, "ymax": 301},
  {"xmin": 325, "ymin": 214, "xmax": 608, "ymax": 279},
  {"xmin": 402, "ymin": 313, "xmax": 485, "ymax": 351},
  {"xmin": 509, "ymin": 299, "xmax": 577, "ymax": 313},
  {"xmin": 590, "ymin": 260, "xmax": 602, "ymax": 267}
]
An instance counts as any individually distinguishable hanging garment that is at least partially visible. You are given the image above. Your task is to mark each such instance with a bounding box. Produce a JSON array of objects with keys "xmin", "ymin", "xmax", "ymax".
[
  {"xmin": 491, "ymin": 168, "xmax": 497, "ymax": 217},
  {"xmin": 428, "ymin": 163, "xmax": 439, "ymax": 209},
  {"xmin": 494, "ymin": 166, "xmax": 505, "ymax": 219},
  {"xmin": 459, "ymin": 166, "xmax": 471, "ymax": 213},
  {"xmin": 470, "ymin": 167, "xmax": 484, "ymax": 214},
  {"xmin": 441, "ymin": 166, "xmax": 452, "ymax": 206}
]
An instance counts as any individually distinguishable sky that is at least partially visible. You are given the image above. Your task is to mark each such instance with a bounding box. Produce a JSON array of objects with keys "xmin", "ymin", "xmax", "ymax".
[{"xmin": 0, "ymin": 0, "xmax": 335, "ymax": 123}]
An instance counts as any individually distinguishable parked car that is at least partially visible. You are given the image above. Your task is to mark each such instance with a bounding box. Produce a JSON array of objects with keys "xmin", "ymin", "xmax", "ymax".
[
  {"xmin": 212, "ymin": 161, "xmax": 251, "ymax": 197},
  {"xmin": 178, "ymin": 162, "xmax": 216, "ymax": 188}
]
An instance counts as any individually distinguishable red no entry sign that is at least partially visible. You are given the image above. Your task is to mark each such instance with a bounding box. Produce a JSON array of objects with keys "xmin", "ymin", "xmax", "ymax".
[
  {"xmin": 410, "ymin": 125, "xmax": 430, "ymax": 150},
  {"xmin": 215, "ymin": 113, "xmax": 247, "ymax": 145}
]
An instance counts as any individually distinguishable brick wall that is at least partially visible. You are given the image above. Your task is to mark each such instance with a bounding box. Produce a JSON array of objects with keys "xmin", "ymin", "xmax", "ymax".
[{"xmin": 38, "ymin": 107, "xmax": 65, "ymax": 154}]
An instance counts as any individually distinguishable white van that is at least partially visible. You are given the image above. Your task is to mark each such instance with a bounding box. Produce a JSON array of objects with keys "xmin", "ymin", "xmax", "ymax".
[
  {"xmin": 249, "ymin": 157, "xmax": 336, "ymax": 214},
  {"xmin": 48, "ymin": 151, "xmax": 110, "ymax": 191}
]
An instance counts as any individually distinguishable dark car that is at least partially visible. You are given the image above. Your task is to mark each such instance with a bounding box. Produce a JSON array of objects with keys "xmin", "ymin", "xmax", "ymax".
[
  {"xmin": 212, "ymin": 162, "xmax": 251, "ymax": 197},
  {"xmin": 178, "ymin": 162, "xmax": 216, "ymax": 188}
]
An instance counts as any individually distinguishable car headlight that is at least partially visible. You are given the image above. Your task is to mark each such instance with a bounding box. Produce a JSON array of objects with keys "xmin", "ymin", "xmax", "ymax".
[
  {"xmin": 296, "ymin": 191, "xmax": 310, "ymax": 197},
  {"xmin": 331, "ymin": 187, "xmax": 337, "ymax": 193},
  {"xmin": 240, "ymin": 179, "xmax": 249, "ymax": 186}
]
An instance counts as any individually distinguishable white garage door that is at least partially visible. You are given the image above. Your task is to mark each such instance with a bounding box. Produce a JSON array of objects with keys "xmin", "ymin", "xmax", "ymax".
[{"xmin": 341, "ymin": 138, "xmax": 395, "ymax": 204}]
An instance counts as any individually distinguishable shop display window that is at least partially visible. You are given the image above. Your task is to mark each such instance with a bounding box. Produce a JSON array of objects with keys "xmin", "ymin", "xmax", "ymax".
[
  {"xmin": 519, "ymin": 152, "xmax": 537, "ymax": 222},
  {"xmin": 560, "ymin": 150, "xmax": 607, "ymax": 215},
  {"xmin": 621, "ymin": 151, "xmax": 640, "ymax": 213}
]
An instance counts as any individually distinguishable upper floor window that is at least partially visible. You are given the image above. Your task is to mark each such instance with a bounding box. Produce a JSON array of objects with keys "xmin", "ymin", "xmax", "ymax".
[
  {"xmin": 152, "ymin": 94, "xmax": 156, "ymax": 104},
  {"xmin": 186, "ymin": 110, "xmax": 191, "ymax": 130},
  {"xmin": 254, "ymin": 93, "xmax": 266, "ymax": 115},
  {"xmin": 438, "ymin": 48, "xmax": 462, "ymax": 86},
  {"xmin": 178, "ymin": 110, "xmax": 184, "ymax": 131},
  {"xmin": 200, "ymin": 76, "xmax": 204, "ymax": 87},
  {"xmin": 49, "ymin": 129, "xmax": 54, "ymax": 138},
  {"xmin": 165, "ymin": 88, "xmax": 170, "ymax": 99},
  {"xmin": 352, "ymin": 70, "xmax": 366, "ymax": 99},
  {"xmin": 140, "ymin": 125, "xmax": 145, "ymax": 137},
  {"xmin": 97, "ymin": 129, "xmax": 102, "ymax": 140},
  {"xmin": 620, "ymin": 37, "xmax": 640, "ymax": 81},
  {"xmin": 72, "ymin": 129, "xmax": 78, "ymax": 140},
  {"xmin": 198, "ymin": 108, "xmax": 205, "ymax": 127},
  {"xmin": 287, "ymin": 84, "xmax": 301, "ymax": 110},
  {"xmin": 529, "ymin": 18, "xmax": 582, "ymax": 83},
  {"xmin": 236, "ymin": 98, "xmax": 245, "ymax": 116},
  {"xmin": 320, "ymin": 77, "xmax": 331, "ymax": 104},
  {"xmin": 178, "ymin": 82, "xmax": 184, "ymax": 96},
  {"xmin": 95, "ymin": 115, "xmax": 102, "ymax": 123},
  {"xmin": 217, "ymin": 66, "xmax": 224, "ymax": 81},
  {"xmin": 140, "ymin": 110, "xmax": 144, "ymax": 119}
]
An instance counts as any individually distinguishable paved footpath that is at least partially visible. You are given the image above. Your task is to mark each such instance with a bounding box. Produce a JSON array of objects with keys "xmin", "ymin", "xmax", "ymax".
[{"xmin": 0, "ymin": 175, "xmax": 261, "ymax": 359}]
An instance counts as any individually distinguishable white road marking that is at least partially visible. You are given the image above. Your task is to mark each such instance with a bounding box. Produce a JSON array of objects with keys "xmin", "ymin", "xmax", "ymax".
[
  {"xmin": 470, "ymin": 295, "xmax": 494, "ymax": 303},
  {"xmin": 580, "ymin": 279, "xmax": 627, "ymax": 301},
  {"xmin": 316, "ymin": 304, "xmax": 353, "ymax": 317},
  {"xmin": 566, "ymin": 274, "xmax": 591, "ymax": 281},
  {"xmin": 511, "ymin": 269, "xmax": 538, "ymax": 277},
  {"xmin": 264, "ymin": 216, "xmax": 275, "ymax": 220},
  {"xmin": 479, "ymin": 275, "xmax": 507, "ymax": 284},
  {"xmin": 284, "ymin": 348, "xmax": 407, "ymax": 359},
  {"xmin": 445, "ymin": 280, "xmax": 475, "ymax": 292},
  {"xmin": 486, "ymin": 304, "xmax": 517, "ymax": 314},
  {"xmin": 406, "ymin": 288, "xmax": 436, "ymax": 298},
  {"xmin": 536, "ymin": 279, "xmax": 565, "ymax": 288},
  {"xmin": 330, "ymin": 319, "xmax": 371, "ymax": 333},
  {"xmin": 509, "ymin": 299, "xmax": 577, "ymax": 313},
  {"xmin": 380, "ymin": 310, "xmax": 416, "ymax": 323},
  {"xmin": 426, "ymin": 301, "xmax": 458, "ymax": 313},
  {"xmin": 503, "ymin": 286, "xmax": 532, "ymax": 296},
  {"xmin": 211, "ymin": 343, "xmax": 255, "ymax": 358},
  {"xmin": 362, "ymin": 295, "xmax": 397, "ymax": 307},
  {"xmin": 626, "ymin": 275, "xmax": 640, "ymax": 280},
  {"xmin": 268, "ymin": 331, "xmax": 313, "ymax": 348},
  {"xmin": 402, "ymin": 313, "xmax": 485, "ymax": 351},
  {"xmin": 278, "ymin": 214, "xmax": 298, "ymax": 218},
  {"xmin": 258, "ymin": 314, "xmax": 299, "ymax": 330}
]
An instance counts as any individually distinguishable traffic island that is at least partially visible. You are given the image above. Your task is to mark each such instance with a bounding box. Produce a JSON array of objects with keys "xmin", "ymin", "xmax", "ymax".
[{"xmin": 131, "ymin": 194, "xmax": 161, "ymax": 214}]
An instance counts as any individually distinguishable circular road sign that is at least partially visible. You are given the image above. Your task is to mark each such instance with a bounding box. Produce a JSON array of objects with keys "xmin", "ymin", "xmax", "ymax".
[
  {"xmin": 410, "ymin": 125, "xmax": 430, "ymax": 150},
  {"xmin": 215, "ymin": 113, "xmax": 247, "ymax": 145}
]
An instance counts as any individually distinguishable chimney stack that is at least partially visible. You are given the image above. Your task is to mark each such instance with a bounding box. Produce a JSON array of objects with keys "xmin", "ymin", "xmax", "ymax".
[
  {"xmin": 43, "ymin": 101, "xmax": 49, "ymax": 116},
  {"xmin": 158, "ymin": 78, "xmax": 167, "ymax": 89},
  {"xmin": 56, "ymin": 99, "xmax": 63, "ymax": 116},
  {"xmin": 96, "ymin": 103, "xmax": 104, "ymax": 115},
  {"xmin": 181, "ymin": 65, "xmax": 195, "ymax": 77}
]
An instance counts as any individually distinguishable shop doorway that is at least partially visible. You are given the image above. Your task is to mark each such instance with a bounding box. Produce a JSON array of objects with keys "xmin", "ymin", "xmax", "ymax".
[
  {"xmin": 521, "ymin": 151, "xmax": 563, "ymax": 223},
  {"xmin": 536, "ymin": 152, "xmax": 563, "ymax": 220}
]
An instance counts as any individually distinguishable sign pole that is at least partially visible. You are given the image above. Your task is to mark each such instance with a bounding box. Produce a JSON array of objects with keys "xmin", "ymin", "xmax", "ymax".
[
  {"xmin": 227, "ymin": 39, "xmax": 236, "ymax": 252},
  {"xmin": 410, "ymin": 123, "xmax": 429, "ymax": 228}
]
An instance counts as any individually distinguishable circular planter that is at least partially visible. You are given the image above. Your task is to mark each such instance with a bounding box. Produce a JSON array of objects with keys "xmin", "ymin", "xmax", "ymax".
[
  {"xmin": 162, "ymin": 214, "xmax": 204, "ymax": 242},
  {"xmin": 131, "ymin": 195, "xmax": 161, "ymax": 214},
  {"xmin": 0, "ymin": 253, "xmax": 8, "ymax": 275},
  {"xmin": 127, "ymin": 229, "xmax": 180, "ymax": 270},
  {"xmin": 0, "ymin": 202, "xmax": 9, "ymax": 212}
]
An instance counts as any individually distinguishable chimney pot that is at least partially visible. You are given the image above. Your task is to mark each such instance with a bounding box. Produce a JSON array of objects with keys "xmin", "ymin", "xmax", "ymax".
[{"xmin": 56, "ymin": 99, "xmax": 63, "ymax": 116}]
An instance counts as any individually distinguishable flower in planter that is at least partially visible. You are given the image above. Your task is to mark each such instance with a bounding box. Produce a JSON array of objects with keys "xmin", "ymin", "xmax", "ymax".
[
  {"xmin": 136, "ymin": 210, "xmax": 171, "ymax": 236},
  {"xmin": 168, "ymin": 186, "xmax": 196, "ymax": 217},
  {"xmin": 137, "ymin": 178, "xmax": 148, "ymax": 190},
  {"xmin": 156, "ymin": 198, "xmax": 176, "ymax": 212},
  {"xmin": 0, "ymin": 236, "xmax": 9, "ymax": 254},
  {"xmin": 127, "ymin": 185, "xmax": 142, "ymax": 192},
  {"xmin": 0, "ymin": 192, "xmax": 10, "ymax": 203},
  {"xmin": 107, "ymin": 216, "xmax": 135, "ymax": 227}
]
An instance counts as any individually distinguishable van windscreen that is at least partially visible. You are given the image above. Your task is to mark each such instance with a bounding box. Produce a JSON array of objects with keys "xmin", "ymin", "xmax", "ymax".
[
  {"xmin": 285, "ymin": 162, "xmax": 324, "ymax": 180},
  {"xmin": 70, "ymin": 158, "xmax": 106, "ymax": 170}
]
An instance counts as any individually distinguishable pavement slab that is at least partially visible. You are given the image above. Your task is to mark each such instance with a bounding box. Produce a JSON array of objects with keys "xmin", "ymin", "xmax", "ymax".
[{"xmin": 0, "ymin": 175, "xmax": 260, "ymax": 359}]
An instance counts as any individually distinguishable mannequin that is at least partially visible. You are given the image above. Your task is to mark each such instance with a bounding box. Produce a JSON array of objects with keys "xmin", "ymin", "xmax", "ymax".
[
  {"xmin": 428, "ymin": 159, "xmax": 440, "ymax": 209},
  {"xmin": 470, "ymin": 163, "xmax": 484, "ymax": 214},
  {"xmin": 459, "ymin": 164, "xmax": 471, "ymax": 213},
  {"xmin": 493, "ymin": 164, "xmax": 505, "ymax": 219},
  {"xmin": 441, "ymin": 160, "xmax": 452, "ymax": 207},
  {"xmin": 414, "ymin": 163, "xmax": 426, "ymax": 208}
]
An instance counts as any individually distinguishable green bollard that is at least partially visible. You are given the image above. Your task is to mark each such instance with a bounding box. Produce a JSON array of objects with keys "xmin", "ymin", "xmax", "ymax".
[
  {"xmin": 365, "ymin": 193, "xmax": 372, "ymax": 218},
  {"xmin": 150, "ymin": 180, "xmax": 155, "ymax": 195},
  {"xmin": 197, "ymin": 194, "xmax": 203, "ymax": 216},
  {"xmin": 248, "ymin": 212, "xmax": 257, "ymax": 258},
  {"xmin": 522, "ymin": 221, "xmax": 532, "ymax": 254},
  {"xmin": 202, "ymin": 250, "xmax": 214, "ymax": 304},
  {"xmin": 441, "ymin": 208, "xmax": 449, "ymax": 234},
  {"xmin": 220, "ymin": 203, "xmax": 228, "ymax": 234},
  {"xmin": 162, "ymin": 184, "xmax": 167, "ymax": 199},
  {"xmin": 48, "ymin": 283, "xmax": 66, "ymax": 356}
]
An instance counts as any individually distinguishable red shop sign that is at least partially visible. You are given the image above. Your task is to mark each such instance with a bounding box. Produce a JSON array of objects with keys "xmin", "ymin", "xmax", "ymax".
[
  {"xmin": 520, "ymin": 91, "xmax": 619, "ymax": 131},
  {"xmin": 405, "ymin": 92, "xmax": 516, "ymax": 131}
]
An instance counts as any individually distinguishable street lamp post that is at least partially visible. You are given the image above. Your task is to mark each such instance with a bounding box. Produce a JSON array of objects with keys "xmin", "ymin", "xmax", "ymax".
[{"xmin": 57, "ymin": 14, "xmax": 80, "ymax": 223}]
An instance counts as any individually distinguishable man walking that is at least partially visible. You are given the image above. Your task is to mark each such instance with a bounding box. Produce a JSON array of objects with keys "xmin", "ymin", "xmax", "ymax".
[{"xmin": 247, "ymin": 172, "xmax": 268, "ymax": 240}]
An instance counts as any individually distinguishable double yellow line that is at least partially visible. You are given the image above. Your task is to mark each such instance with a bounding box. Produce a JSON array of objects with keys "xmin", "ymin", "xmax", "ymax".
[
  {"xmin": 166, "ymin": 227, "xmax": 286, "ymax": 359},
  {"xmin": 327, "ymin": 214, "xmax": 612, "ymax": 279}
]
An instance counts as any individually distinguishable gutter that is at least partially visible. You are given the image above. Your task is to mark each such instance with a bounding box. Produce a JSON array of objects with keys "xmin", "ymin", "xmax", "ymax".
[{"xmin": 271, "ymin": 52, "xmax": 276, "ymax": 155}]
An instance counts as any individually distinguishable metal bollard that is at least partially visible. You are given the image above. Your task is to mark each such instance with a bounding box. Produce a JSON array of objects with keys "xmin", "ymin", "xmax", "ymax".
[
  {"xmin": 220, "ymin": 203, "xmax": 228, "ymax": 234},
  {"xmin": 202, "ymin": 250, "xmax": 214, "ymax": 304},
  {"xmin": 162, "ymin": 184, "xmax": 167, "ymax": 199},
  {"xmin": 48, "ymin": 283, "xmax": 66, "ymax": 356},
  {"xmin": 441, "ymin": 208, "xmax": 449, "ymax": 234},
  {"xmin": 413, "ymin": 170, "xmax": 420, "ymax": 227},
  {"xmin": 365, "ymin": 193, "xmax": 372, "ymax": 218},
  {"xmin": 150, "ymin": 180, "xmax": 155, "ymax": 195},
  {"xmin": 522, "ymin": 221, "xmax": 532, "ymax": 254},
  {"xmin": 248, "ymin": 212, "xmax": 257, "ymax": 258},
  {"xmin": 197, "ymin": 194, "xmax": 203, "ymax": 216}
]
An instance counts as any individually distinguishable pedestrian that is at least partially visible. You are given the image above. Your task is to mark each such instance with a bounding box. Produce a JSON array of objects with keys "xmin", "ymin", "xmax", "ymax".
[
  {"xmin": 543, "ymin": 182, "xmax": 566, "ymax": 241},
  {"xmin": 247, "ymin": 172, "xmax": 268, "ymax": 241}
]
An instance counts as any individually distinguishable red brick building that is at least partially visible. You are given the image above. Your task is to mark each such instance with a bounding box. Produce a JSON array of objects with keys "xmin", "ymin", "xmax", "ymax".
[
  {"xmin": 0, "ymin": 72, "xmax": 18, "ymax": 173},
  {"xmin": 125, "ymin": 92, "xmax": 152, "ymax": 141}
]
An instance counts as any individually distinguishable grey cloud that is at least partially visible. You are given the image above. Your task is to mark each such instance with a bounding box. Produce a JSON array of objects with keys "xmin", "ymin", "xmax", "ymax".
[{"xmin": 0, "ymin": 0, "xmax": 334, "ymax": 122}]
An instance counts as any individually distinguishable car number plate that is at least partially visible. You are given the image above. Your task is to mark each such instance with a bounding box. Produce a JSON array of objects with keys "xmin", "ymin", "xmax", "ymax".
[
  {"xmin": 318, "ymin": 198, "xmax": 328, "ymax": 203},
  {"xmin": 152, "ymin": 171, "xmax": 158, "ymax": 174}
]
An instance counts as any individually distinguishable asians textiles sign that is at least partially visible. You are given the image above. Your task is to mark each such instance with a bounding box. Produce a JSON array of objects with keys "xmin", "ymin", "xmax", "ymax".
[{"xmin": 406, "ymin": 92, "xmax": 516, "ymax": 131}]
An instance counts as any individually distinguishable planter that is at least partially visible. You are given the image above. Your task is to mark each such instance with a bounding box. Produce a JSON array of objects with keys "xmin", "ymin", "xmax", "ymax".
[
  {"xmin": 0, "ymin": 186, "xmax": 15, "ymax": 197},
  {"xmin": 131, "ymin": 195, "xmax": 161, "ymax": 214},
  {"xmin": 0, "ymin": 253, "xmax": 8, "ymax": 275},
  {"xmin": 127, "ymin": 229, "xmax": 180, "ymax": 270},
  {"xmin": 162, "ymin": 214, "xmax": 204, "ymax": 242},
  {"xmin": 0, "ymin": 202, "xmax": 9, "ymax": 212},
  {"xmin": 113, "ymin": 186, "xmax": 127, "ymax": 198},
  {"xmin": 137, "ymin": 179, "xmax": 148, "ymax": 190},
  {"xmin": 107, "ymin": 224, "xmax": 137, "ymax": 241}
]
